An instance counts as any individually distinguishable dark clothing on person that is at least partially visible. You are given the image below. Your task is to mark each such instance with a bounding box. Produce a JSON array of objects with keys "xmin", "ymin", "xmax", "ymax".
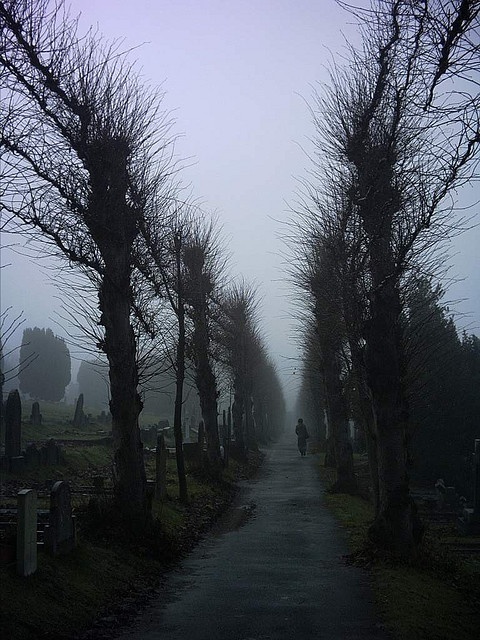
[{"xmin": 295, "ymin": 421, "xmax": 309, "ymax": 456}]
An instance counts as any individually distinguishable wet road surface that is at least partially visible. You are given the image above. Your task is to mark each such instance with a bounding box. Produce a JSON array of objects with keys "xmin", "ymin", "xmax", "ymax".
[{"xmin": 116, "ymin": 433, "xmax": 388, "ymax": 639}]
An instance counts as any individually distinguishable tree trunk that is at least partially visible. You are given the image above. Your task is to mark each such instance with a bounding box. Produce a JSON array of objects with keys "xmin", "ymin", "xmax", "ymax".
[
  {"xmin": 193, "ymin": 316, "xmax": 221, "ymax": 477},
  {"xmin": 322, "ymin": 343, "xmax": 357, "ymax": 493},
  {"xmin": 364, "ymin": 261, "xmax": 423, "ymax": 556},
  {"xmin": 174, "ymin": 235, "xmax": 188, "ymax": 503},
  {"xmin": 232, "ymin": 389, "xmax": 246, "ymax": 458},
  {"xmin": 99, "ymin": 258, "xmax": 148, "ymax": 524},
  {"xmin": 244, "ymin": 391, "xmax": 257, "ymax": 451}
]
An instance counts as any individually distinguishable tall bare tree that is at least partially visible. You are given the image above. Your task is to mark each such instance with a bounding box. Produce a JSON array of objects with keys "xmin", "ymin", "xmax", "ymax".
[
  {"xmin": 0, "ymin": 0, "xmax": 176, "ymax": 523},
  {"xmin": 296, "ymin": 0, "xmax": 479, "ymax": 557},
  {"xmin": 183, "ymin": 218, "xmax": 226, "ymax": 477}
]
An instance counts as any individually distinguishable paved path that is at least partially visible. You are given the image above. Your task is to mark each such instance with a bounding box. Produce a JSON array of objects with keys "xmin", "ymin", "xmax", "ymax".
[{"xmin": 116, "ymin": 433, "xmax": 388, "ymax": 640}]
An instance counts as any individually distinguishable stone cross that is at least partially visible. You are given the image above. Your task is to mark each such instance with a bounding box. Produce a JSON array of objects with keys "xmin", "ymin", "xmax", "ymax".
[
  {"xmin": 155, "ymin": 433, "xmax": 167, "ymax": 502},
  {"xmin": 44, "ymin": 481, "xmax": 76, "ymax": 556},
  {"xmin": 17, "ymin": 489, "xmax": 37, "ymax": 576},
  {"xmin": 5, "ymin": 389, "xmax": 21, "ymax": 459}
]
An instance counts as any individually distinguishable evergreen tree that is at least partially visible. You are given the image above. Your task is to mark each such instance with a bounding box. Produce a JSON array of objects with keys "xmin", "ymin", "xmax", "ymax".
[{"xmin": 18, "ymin": 328, "xmax": 71, "ymax": 401}]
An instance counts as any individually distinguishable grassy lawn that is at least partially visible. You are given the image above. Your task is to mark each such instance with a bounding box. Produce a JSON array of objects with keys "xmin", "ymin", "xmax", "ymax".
[
  {"xmin": 316, "ymin": 456, "xmax": 480, "ymax": 640},
  {"xmin": 0, "ymin": 408, "xmax": 248, "ymax": 640}
]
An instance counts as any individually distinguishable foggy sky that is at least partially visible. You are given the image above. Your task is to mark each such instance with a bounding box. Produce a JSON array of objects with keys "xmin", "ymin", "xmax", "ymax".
[{"xmin": 1, "ymin": 0, "xmax": 479, "ymax": 405}]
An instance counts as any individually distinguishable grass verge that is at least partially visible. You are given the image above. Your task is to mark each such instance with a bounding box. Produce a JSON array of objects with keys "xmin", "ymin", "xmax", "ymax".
[
  {"xmin": 1, "ymin": 445, "xmax": 263, "ymax": 640},
  {"xmin": 316, "ymin": 456, "xmax": 480, "ymax": 640}
]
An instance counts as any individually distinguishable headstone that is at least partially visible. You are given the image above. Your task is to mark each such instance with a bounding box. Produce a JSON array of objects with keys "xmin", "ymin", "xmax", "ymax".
[
  {"xmin": 25, "ymin": 443, "xmax": 41, "ymax": 468},
  {"xmin": 73, "ymin": 393, "xmax": 85, "ymax": 429},
  {"xmin": 30, "ymin": 402, "xmax": 42, "ymax": 427},
  {"xmin": 155, "ymin": 434, "xmax": 167, "ymax": 501},
  {"xmin": 5, "ymin": 389, "xmax": 21, "ymax": 459},
  {"xmin": 44, "ymin": 481, "xmax": 76, "ymax": 555},
  {"xmin": 17, "ymin": 489, "xmax": 37, "ymax": 576}
]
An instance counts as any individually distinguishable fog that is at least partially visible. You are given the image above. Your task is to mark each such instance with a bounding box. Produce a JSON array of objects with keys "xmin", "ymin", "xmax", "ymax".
[{"xmin": 1, "ymin": 0, "xmax": 479, "ymax": 407}]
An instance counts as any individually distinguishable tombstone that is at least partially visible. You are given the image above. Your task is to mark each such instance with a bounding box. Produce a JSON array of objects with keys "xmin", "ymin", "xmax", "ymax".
[
  {"xmin": 30, "ymin": 401, "xmax": 42, "ymax": 428},
  {"xmin": 44, "ymin": 481, "xmax": 76, "ymax": 556},
  {"xmin": 45, "ymin": 439, "xmax": 59, "ymax": 466},
  {"xmin": 25, "ymin": 443, "xmax": 41, "ymax": 468},
  {"xmin": 5, "ymin": 389, "xmax": 21, "ymax": 459},
  {"xmin": 17, "ymin": 489, "xmax": 37, "ymax": 577},
  {"xmin": 155, "ymin": 434, "xmax": 167, "ymax": 501},
  {"xmin": 73, "ymin": 393, "xmax": 85, "ymax": 429}
]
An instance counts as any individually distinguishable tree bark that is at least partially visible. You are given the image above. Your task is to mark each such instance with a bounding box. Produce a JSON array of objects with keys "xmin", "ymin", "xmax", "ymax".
[
  {"xmin": 99, "ymin": 256, "xmax": 148, "ymax": 523},
  {"xmin": 174, "ymin": 235, "xmax": 188, "ymax": 503},
  {"xmin": 321, "ymin": 344, "xmax": 357, "ymax": 493},
  {"xmin": 363, "ymin": 242, "xmax": 423, "ymax": 556}
]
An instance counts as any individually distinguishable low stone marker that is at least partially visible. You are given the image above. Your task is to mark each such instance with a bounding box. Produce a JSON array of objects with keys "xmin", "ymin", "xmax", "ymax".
[
  {"xmin": 17, "ymin": 489, "xmax": 37, "ymax": 577},
  {"xmin": 155, "ymin": 434, "xmax": 167, "ymax": 501},
  {"xmin": 30, "ymin": 401, "xmax": 42, "ymax": 427},
  {"xmin": 5, "ymin": 389, "xmax": 22, "ymax": 461},
  {"xmin": 44, "ymin": 481, "xmax": 76, "ymax": 556}
]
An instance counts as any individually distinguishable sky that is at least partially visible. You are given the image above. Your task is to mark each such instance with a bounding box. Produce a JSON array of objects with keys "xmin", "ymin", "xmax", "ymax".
[{"xmin": 1, "ymin": 0, "xmax": 479, "ymax": 406}]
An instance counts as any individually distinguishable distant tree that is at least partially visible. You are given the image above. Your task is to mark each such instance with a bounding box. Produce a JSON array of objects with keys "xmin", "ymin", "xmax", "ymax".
[
  {"xmin": 404, "ymin": 278, "xmax": 478, "ymax": 494},
  {"xmin": 77, "ymin": 360, "xmax": 110, "ymax": 410},
  {"xmin": 18, "ymin": 327, "xmax": 71, "ymax": 401},
  {"xmin": 183, "ymin": 218, "xmax": 225, "ymax": 477}
]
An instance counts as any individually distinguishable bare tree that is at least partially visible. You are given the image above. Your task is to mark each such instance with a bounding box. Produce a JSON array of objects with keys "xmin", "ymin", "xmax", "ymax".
[
  {"xmin": 295, "ymin": 0, "xmax": 479, "ymax": 557},
  {"xmin": 0, "ymin": 0, "xmax": 177, "ymax": 523},
  {"xmin": 216, "ymin": 281, "xmax": 266, "ymax": 456},
  {"xmin": 183, "ymin": 217, "xmax": 227, "ymax": 477}
]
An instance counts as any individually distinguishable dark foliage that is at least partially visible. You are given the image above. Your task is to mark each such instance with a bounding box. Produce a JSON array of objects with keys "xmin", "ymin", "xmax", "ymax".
[{"xmin": 18, "ymin": 327, "xmax": 71, "ymax": 401}]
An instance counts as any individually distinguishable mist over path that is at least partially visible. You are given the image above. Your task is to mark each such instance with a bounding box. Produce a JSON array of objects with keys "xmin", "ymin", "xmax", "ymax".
[{"xmin": 116, "ymin": 433, "xmax": 388, "ymax": 639}]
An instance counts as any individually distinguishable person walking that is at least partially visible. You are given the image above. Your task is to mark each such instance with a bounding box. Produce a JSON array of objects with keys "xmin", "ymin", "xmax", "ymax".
[{"xmin": 295, "ymin": 418, "xmax": 309, "ymax": 456}]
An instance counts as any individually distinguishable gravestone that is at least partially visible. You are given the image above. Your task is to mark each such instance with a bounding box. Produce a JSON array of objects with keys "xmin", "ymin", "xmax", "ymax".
[
  {"xmin": 25, "ymin": 443, "xmax": 41, "ymax": 468},
  {"xmin": 44, "ymin": 481, "xmax": 76, "ymax": 556},
  {"xmin": 155, "ymin": 434, "xmax": 167, "ymax": 501},
  {"xmin": 17, "ymin": 489, "xmax": 37, "ymax": 577},
  {"xmin": 5, "ymin": 389, "xmax": 21, "ymax": 460},
  {"xmin": 73, "ymin": 394, "xmax": 85, "ymax": 429},
  {"xmin": 30, "ymin": 402, "xmax": 42, "ymax": 427}
]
